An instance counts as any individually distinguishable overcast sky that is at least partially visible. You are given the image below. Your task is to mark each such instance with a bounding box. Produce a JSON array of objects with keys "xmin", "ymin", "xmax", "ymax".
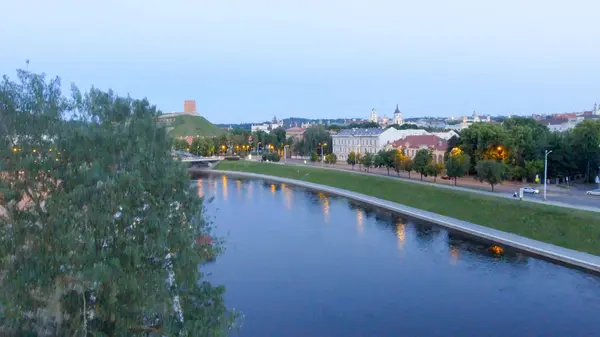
[{"xmin": 2, "ymin": 0, "xmax": 599, "ymax": 123}]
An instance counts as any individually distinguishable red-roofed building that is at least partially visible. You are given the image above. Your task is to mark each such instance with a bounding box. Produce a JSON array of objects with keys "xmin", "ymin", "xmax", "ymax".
[
  {"xmin": 285, "ymin": 127, "xmax": 305, "ymax": 141},
  {"xmin": 177, "ymin": 136, "xmax": 194, "ymax": 145},
  {"xmin": 394, "ymin": 135, "xmax": 448, "ymax": 164}
]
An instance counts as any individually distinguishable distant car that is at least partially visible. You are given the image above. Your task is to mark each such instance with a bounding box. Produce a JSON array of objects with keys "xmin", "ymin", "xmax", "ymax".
[
  {"xmin": 586, "ymin": 189, "xmax": 600, "ymax": 196},
  {"xmin": 522, "ymin": 187, "xmax": 540, "ymax": 194}
]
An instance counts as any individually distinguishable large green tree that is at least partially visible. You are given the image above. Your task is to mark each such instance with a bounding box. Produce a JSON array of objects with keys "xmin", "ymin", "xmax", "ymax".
[
  {"xmin": 302, "ymin": 125, "xmax": 331, "ymax": 155},
  {"xmin": 347, "ymin": 151, "xmax": 357, "ymax": 169},
  {"xmin": 475, "ymin": 159, "xmax": 508, "ymax": 192},
  {"xmin": 0, "ymin": 70, "xmax": 236, "ymax": 336},
  {"xmin": 375, "ymin": 150, "xmax": 395, "ymax": 175},
  {"xmin": 571, "ymin": 120, "xmax": 600, "ymax": 182},
  {"xmin": 459, "ymin": 123, "xmax": 507, "ymax": 172},
  {"xmin": 445, "ymin": 153, "xmax": 471, "ymax": 185},
  {"xmin": 413, "ymin": 149, "xmax": 433, "ymax": 181},
  {"xmin": 361, "ymin": 153, "xmax": 374, "ymax": 171}
]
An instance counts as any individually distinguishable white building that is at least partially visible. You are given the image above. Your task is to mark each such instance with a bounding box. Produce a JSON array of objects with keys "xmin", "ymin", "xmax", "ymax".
[
  {"xmin": 251, "ymin": 123, "xmax": 271, "ymax": 133},
  {"xmin": 431, "ymin": 130, "xmax": 459, "ymax": 140},
  {"xmin": 331, "ymin": 127, "xmax": 419, "ymax": 161},
  {"xmin": 542, "ymin": 117, "xmax": 584, "ymax": 132},
  {"xmin": 392, "ymin": 104, "xmax": 404, "ymax": 125},
  {"xmin": 369, "ymin": 109, "xmax": 378, "ymax": 123}
]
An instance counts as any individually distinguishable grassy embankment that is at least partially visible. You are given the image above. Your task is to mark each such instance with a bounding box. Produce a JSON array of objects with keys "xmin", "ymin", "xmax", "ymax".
[{"xmin": 215, "ymin": 160, "xmax": 600, "ymax": 256}]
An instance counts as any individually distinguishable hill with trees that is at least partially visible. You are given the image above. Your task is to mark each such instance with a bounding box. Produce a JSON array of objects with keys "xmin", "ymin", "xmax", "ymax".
[{"xmin": 168, "ymin": 114, "xmax": 225, "ymax": 137}]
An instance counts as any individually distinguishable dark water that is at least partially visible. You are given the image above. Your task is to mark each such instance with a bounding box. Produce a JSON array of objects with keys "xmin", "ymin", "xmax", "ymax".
[{"xmin": 197, "ymin": 174, "xmax": 600, "ymax": 337}]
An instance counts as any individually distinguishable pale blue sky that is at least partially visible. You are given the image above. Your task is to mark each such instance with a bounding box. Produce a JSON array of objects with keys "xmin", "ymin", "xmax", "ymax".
[{"xmin": 2, "ymin": 0, "xmax": 599, "ymax": 123}]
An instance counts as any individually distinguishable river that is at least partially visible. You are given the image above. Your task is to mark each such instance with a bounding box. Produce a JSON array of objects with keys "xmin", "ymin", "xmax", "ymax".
[{"xmin": 197, "ymin": 174, "xmax": 600, "ymax": 337}]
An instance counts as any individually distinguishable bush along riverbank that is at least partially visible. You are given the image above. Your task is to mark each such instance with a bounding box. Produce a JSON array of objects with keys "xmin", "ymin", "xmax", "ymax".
[{"xmin": 215, "ymin": 160, "xmax": 600, "ymax": 256}]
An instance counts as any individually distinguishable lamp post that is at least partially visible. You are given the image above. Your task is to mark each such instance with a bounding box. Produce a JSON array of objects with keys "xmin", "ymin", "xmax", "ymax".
[
  {"xmin": 320, "ymin": 142, "xmax": 327, "ymax": 166},
  {"xmin": 357, "ymin": 144, "xmax": 361, "ymax": 171},
  {"xmin": 544, "ymin": 149, "xmax": 552, "ymax": 201}
]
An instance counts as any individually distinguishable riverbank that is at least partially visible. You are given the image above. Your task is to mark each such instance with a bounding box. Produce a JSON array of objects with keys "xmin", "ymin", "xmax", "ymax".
[{"xmin": 214, "ymin": 160, "xmax": 600, "ymax": 257}]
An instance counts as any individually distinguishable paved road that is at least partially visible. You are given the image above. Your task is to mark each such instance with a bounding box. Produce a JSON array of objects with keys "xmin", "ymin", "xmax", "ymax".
[{"xmin": 283, "ymin": 159, "xmax": 600, "ymax": 211}]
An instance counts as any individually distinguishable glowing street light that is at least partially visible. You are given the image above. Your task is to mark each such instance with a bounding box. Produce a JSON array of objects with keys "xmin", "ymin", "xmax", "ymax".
[{"xmin": 320, "ymin": 142, "xmax": 328, "ymax": 166}]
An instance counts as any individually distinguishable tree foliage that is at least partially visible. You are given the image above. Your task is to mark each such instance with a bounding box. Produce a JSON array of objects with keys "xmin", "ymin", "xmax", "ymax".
[
  {"xmin": 401, "ymin": 157, "xmax": 414, "ymax": 178},
  {"xmin": 347, "ymin": 151, "xmax": 357, "ymax": 169},
  {"xmin": 475, "ymin": 159, "xmax": 508, "ymax": 191},
  {"xmin": 445, "ymin": 153, "xmax": 471, "ymax": 185},
  {"xmin": 361, "ymin": 153, "xmax": 374, "ymax": 171},
  {"xmin": 426, "ymin": 162, "xmax": 444, "ymax": 182},
  {"xmin": 413, "ymin": 149, "xmax": 433, "ymax": 180},
  {"xmin": 0, "ymin": 70, "xmax": 236, "ymax": 336},
  {"xmin": 172, "ymin": 138, "xmax": 189, "ymax": 152},
  {"xmin": 309, "ymin": 151, "xmax": 319, "ymax": 162},
  {"xmin": 324, "ymin": 153, "xmax": 337, "ymax": 165},
  {"xmin": 393, "ymin": 150, "xmax": 406, "ymax": 176},
  {"xmin": 375, "ymin": 150, "xmax": 395, "ymax": 175}
]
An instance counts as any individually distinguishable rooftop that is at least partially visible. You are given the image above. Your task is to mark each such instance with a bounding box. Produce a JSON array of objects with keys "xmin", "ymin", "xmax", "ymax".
[
  {"xmin": 334, "ymin": 128, "xmax": 387, "ymax": 136},
  {"xmin": 394, "ymin": 135, "xmax": 448, "ymax": 151}
]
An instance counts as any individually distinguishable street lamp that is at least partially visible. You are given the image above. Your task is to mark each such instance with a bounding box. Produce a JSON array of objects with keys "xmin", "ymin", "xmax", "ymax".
[
  {"xmin": 544, "ymin": 149, "xmax": 553, "ymax": 200},
  {"xmin": 357, "ymin": 144, "xmax": 361, "ymax": 170},
  {"xmin": 320, "ymin": 142, "xmax": 327, "ymax": 166}
]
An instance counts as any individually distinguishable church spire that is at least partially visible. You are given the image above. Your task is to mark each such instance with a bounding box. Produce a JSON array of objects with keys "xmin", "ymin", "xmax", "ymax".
[{"xmin": 394, "ymin": 104, "xmax": 400, "ymax": 114}]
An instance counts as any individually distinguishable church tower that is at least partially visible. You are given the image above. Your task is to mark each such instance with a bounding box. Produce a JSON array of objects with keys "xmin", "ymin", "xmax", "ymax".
[
  {"xmin": 392, "ymin": 104, "xmax": 404, "ymax": 125},
  {"xmin": 369, "ymin": 108, "xmax": 378, "ymax": 123}
]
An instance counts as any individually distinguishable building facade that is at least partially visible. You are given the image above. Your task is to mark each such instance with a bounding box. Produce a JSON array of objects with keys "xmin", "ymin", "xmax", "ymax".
[
  {"xmin": 285, "ymin": 127, "xmax": 305, "ymax": 141},
  {"xmin": 331, "ymin": 128, "xmax": 409, "ymax": 161},
  {"xmin": 392, "ymin": 135, "xmax": 448, "ymax": 164}
]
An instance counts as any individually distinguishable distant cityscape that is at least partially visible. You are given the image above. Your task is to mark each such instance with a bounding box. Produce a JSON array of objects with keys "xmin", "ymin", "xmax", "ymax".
[
  {"xmin": 209, "ymin": 101, "xmax": 600, "ymax": 134},
  {"xmin": 162, "ymin": 99, "xmax": 600, "ymax": 167}
]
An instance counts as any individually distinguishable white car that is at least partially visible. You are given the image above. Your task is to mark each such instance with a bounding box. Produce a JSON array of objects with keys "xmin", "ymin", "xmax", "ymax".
[
  {"xmin": 522, "ymin": 187, "xmax": 540, "ymax": 194},
  {"xmin": 586, "ymin": 189, "xmax": 600, "ymax": 196}
]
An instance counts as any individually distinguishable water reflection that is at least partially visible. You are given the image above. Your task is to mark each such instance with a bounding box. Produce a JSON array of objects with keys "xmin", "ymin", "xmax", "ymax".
[
  {"xmin": 236, "ymin": 179, "xmax": 242, "ymax": 197},
  {"xmin": 447, "ymin": 232, "xmax": 529, "ymax": 266},
  {"xmin": 450, "ymin": 247, "xmax": 459, "ymax": 265},
  {"xmin": 413, "ymin": 223, "xmax": 441, "ymax": 246},
  {"xmin": 395, "ymin": 222, "xmax": 405, "ymax": 251},
  {"xmin": 323, "ymin": 196, "xmax": 330, "ymax": 223},
  {"xmin": 282, "ymin": 184, "xmax": 293, "ymax": 211},
  {"xmin": 197, "ymin": 178, "xmax": 204, "ymax": 198},
  {"xmin": 246, "ymin": 180, "xmax": 253, "ymax": 200},
  {"xmin": 356, "ymin": 209, "xmax": 364, "ymax": 233},
  {"xmin": 196, "ymin": 175, "xmax": 600, "ymax": 337},
  {"xmin": 221, "ymin": 175, "xmax": 228, "ymax": 201}
]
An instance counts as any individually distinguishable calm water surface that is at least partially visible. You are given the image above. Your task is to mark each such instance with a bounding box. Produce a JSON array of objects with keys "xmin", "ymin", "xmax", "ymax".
[{"xmin": 197, "ymin": 174, "xmax": 600, "ymax": 337}]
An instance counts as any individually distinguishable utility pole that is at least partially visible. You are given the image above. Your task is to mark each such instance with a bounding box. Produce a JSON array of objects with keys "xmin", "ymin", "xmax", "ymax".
[{"xmin": 544, "ymin": 149, "xmax": 552, "ymax": 201}]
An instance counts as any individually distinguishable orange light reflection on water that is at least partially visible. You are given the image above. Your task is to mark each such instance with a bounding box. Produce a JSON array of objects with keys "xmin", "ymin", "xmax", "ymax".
[
  {"xmin": 396, "ymin": 223, "xmax": 405, "ymax": 250},
  {"xmin": 450, "ymin": 247, "xmax": 459, "ymax": 265},
  {"xmin": 197, "ymin": 178, "xmax": 204, "ymax": 198},
  {"xmin": 356, "ymin": 209, "xmax": 364, "ymax": 234},
  {"xmin": 222, "ymin": 175, "xmax": 228, "ymax": 201},
  {"xmin": 282, "ymin": 184, "xmax": 293, "ymax": 210}
]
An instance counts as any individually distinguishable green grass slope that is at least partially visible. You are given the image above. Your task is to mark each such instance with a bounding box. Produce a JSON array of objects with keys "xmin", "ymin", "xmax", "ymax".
[
  {"xmin": 168, "ymin": 115, "xmax": 225, "ymax": 137},
  {"xmin": 215, "ymin": 160, "xmax": 600, "ymax": 256}
]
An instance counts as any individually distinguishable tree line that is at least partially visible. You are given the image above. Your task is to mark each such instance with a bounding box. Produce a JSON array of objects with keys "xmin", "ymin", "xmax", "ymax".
[
  {"xmin": 328, "ymin": 116, "xmax": 600, "ymax": 191},
  {"xmin": 454, "ymin": 117, "xmax": 600, "ymax": 184}
]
